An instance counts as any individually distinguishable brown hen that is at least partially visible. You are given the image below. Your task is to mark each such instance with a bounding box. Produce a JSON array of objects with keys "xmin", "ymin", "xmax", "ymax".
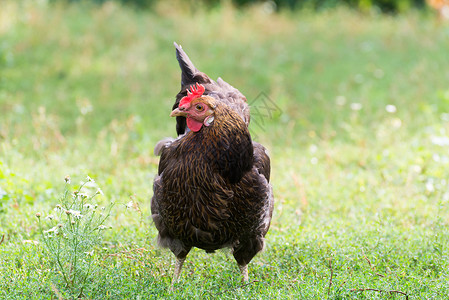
[{"xmin": 151, "ymin": 43, "xmax": 273, "ymax": 284}]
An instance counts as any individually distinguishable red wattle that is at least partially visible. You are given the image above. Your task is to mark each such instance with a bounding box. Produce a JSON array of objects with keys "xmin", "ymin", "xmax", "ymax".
[{"xmin": 186, "ymin": 118, "xmax": 203, "ymax": 132}]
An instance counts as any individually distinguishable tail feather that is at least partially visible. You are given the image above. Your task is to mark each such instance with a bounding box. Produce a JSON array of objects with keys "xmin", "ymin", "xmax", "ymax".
[
  {"xmin": 174, "ymin": 42, "xmax": 211, "ymax": 87},
  {"xmin": 174, "ymin": 42, "xmax": 198, "ymax": 87}
]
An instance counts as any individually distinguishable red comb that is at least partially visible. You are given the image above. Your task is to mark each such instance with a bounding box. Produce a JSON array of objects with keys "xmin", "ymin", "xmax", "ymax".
[{"xmin": 179, "ymin": 83, "xmax": 205, "ymax": 107}]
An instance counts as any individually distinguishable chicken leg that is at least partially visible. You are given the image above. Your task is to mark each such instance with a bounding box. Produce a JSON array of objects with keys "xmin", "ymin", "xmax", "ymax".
[
  {"xmin": 173, "ymin": 257, "xmax": 186, "ymax": 283},
  {"xmin": 238, "ymin": 264, "xmax": 249, "ymax": 282}
]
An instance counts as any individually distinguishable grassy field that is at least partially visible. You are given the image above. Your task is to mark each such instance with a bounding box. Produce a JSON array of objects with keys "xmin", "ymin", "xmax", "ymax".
[{"xmin": 1, "ymin": 0, "xmax": 449, "ymax": 298}]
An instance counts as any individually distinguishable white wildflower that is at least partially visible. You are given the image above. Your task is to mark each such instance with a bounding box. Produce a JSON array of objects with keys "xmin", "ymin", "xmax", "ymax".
[
  {"xmin": 431, "ymin": 136, "xmax": 449, "ymax": 146},
  {"xmin": 443, "ymin": 192, "xmax": 449, "ymax": 202},
  {"xmin": 83, "ymin": 204, "xmax": 95, "ymax": 210},
  {"xmin": 441, "ymin": 113, "xmax": 449, "ymax": 122},
  {"xmin": 78, "ymin": 193, "xmax": 88, "ymax": 199},
  {"xmin": 67, "ymin": 209, "xmax": 83, "ymax": 219},
  {"xmin": 22, "ymin": 240, "xmax": 39, "ymax": 245},
  {"xmin": 385, "ymin": 104, "xmax": 397, "ymax": 113},
  {"xmin": 426, "ymin": 180, "xmax": 435, "ymax": 193},
  {"xmin": 350, "ymin": 103, "xmax": 362, "ymax": 111},
  {"xmin": 44, "ymin": 226, "xmax": 58, "ymax": 234},
  {"xmin": 126, "ymin": 201, "xmax": 133, "ymax": 209},
  {"xmin": 86, "ymin": 175, "xmax": 95, "ymax": 183},
  {"xmin": 391, "ymin": 118, "xmax": 402, "ymax": 128},
  {"xmin": 45, "ymin": 214, "xmax": 54, "ymax": 221},
  {"xmin": 411, "ymin": 165, "xmax": 422, "ymax": 173},
  {"xmin": 335, "ymin": 95, "xmax": 346, "ymax": 106},
  {"xmin": 433, "ymin": 154, "xmax": 440, "ymax": 162}
]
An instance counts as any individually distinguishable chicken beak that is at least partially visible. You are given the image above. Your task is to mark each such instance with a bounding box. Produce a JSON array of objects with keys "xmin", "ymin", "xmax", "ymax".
[{"xmin": 170, "ymin": 107, "xmax": 187, "ymax": 117}]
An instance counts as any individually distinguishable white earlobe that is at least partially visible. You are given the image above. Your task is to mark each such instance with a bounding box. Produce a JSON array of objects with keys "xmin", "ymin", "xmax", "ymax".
[{"xmin": 204, "ymin": 115, "xmax": 214, "ymax": 126}]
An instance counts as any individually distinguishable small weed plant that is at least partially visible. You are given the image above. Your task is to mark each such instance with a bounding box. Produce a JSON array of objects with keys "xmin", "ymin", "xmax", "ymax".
[{"xmin": 37, "ymin": 176, "xmax": 114, "ymax": 298}]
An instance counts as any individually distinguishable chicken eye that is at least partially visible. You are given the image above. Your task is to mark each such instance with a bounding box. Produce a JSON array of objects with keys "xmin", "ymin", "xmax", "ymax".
[{"xmin": 195, "ymin": 104, "xmax": 204, "ymax": 111}]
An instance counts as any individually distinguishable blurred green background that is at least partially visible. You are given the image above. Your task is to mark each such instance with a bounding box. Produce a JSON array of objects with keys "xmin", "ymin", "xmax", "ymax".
[
  {"xmin": 1, "ymin": 0, "xmax": 449, "ymax": 298},
  {"xmin": 65, "ymin": 0, "xmax": 428, "ymax": 12}
]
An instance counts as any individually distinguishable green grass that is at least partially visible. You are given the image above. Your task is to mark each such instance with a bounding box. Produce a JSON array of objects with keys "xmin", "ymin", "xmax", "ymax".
[{"xmin": 1, "ymin": 0, "xmax": 449, "ymax": 298}]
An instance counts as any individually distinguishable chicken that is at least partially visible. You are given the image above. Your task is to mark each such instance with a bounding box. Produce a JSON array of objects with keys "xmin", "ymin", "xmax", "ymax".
[{"xmin": 151, "ymin": 43, "xmax": 274, "ymax": 284}]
